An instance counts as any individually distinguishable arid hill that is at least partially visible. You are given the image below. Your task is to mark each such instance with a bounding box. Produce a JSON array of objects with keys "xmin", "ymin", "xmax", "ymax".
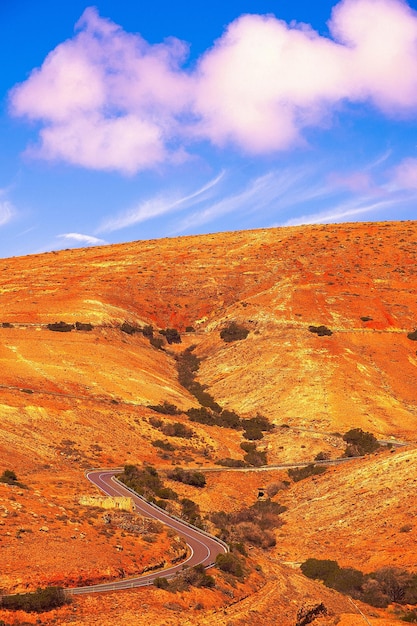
[{"xmin": 0, "ymin": 220, "xmax": 416, "ymax": 625}]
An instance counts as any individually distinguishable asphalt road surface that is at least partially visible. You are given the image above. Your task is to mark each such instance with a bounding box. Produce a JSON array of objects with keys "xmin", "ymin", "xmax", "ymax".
[{"xmin": 67, "ymin": 469, "xmax": 228, "ymax": 595}]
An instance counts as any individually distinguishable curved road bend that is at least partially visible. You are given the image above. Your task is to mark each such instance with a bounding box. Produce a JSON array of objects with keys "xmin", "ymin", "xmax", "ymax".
[{"xmin": 67, "ymin": 469, "xmax": 227, "ymax": 595}]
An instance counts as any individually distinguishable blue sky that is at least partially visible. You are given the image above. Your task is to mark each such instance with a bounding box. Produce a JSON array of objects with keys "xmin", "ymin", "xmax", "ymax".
[{"xmin": 1, "ymin": 0, "xmax": 417, "ymax": 259}]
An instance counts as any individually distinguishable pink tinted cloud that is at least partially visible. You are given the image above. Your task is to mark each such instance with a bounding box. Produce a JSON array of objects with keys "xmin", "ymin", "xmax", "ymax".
[
  {"xmin": 327, "ymin": 171, "xmax": 377, "ymax": 193},
  {"xmin": 9, "ymin": 0, "xmax": 417, "ymax": 173},
  {"xmin": 392, "ymin": 157, "xmax": 417, "ymax": 188}
]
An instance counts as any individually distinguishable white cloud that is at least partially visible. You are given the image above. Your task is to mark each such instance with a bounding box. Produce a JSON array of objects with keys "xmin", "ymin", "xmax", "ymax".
[
  {"xmin": 9, "ymin": 1, "xmax": 417, "ymax": 172},
  {"xmin": 58, "ymin": 232, "xmax": 106, "ymax": 245}
]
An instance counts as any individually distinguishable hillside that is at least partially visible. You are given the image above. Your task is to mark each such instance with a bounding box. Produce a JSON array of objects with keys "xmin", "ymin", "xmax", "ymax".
[{"xmin": 0, "ymin": 220, "xmax": 416, "ymax": 625}]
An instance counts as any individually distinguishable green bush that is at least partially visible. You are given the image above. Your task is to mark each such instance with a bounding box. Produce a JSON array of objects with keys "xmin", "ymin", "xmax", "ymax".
[
  {"xmin": 168, "ymin": 468, "xmax": 206, "ymax": 487},
  {"xmin": 120, "ymin": 464, "xmax": 178, "ymax": 502},
  {"xmin": 180, "ymin": 498, "xmax": 203, "ymax": 527},
  {"xmin": 220, "ymin": 321, "xmax": 249, "ymax": 342},
  {"xmin": 215, "ymin": 552, "xmax": 244, "ymax": 577},
  {"xmin": 1, "ymin": 586, "xmax": 70, "ymax": 612},
  {"xmin": 301, "ymin": 558, "xmax": 339, "ymax": 582},
  {"xmin": 343, "ymin": 428, "xmax": 380, "ymax": 456},
  {"xmin": 154, "ymin": 576, "xmax": 169, "ymax": 589},
  {"xmin": 288, "ymin": 464, "xmax": 327, "ymax": 482},
  {"xmin": 407, "ymin": 330, "xmax": 417, "ymax": 341}
]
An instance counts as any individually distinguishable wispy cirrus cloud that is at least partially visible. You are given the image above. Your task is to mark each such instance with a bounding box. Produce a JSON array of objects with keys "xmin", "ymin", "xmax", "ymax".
[
  {"xmin": 281, "ymin": 196, "xmax": 399, "ymax": 227},
  {"xmin": 0, "ymin": 200, "xmax": 14, "ymax": 227},
  {"xmin": 97, "ymin": 170, "xmax": 225, "ymax": 233},
  {"xmin": 9, "ymin": 1, "xmax": 417, "ymax": 173},
  {"xmin": 57, "ymin": 232, "xmax": 106, "ymax": 245}
]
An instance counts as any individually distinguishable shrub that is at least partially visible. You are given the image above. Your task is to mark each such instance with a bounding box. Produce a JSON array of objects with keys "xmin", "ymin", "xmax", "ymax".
[
  {"xmin": 296, "ymin": 603, "xmax": 327, "ymax": 626},
  {"xmin": 152, "ymin": 439, "xmax": 175, "ymax": 451},
  {"xmin": 301, "ymin": 558, "xmax": 340, "ymax": 582},
  {"xmin": 401, "ymin": 608, "xmax": 417, "ymax": 622},
  {"xmin": 266, "ymin": 482, "xmax": 288, "ymax": 497},
  {"xmin": 220, "ymin": 321, "xmax": 249, "ymax": 342},
  {"xmin": 288, "ymin": 464, "xmax": 327, "ymax": 482},
  {"xmin": 218, "ymin": 409, "xmax": 241, "ymax": 430},
  {"xmin": 119, "ymin": 464, "xmax": 177, "ymax": 502},
  {"xmin": 148, "ymin": 401, "xmax": 180, "ymax": 415},
  {"xmin": 154, "ymin": 576, "xmax": 169, "ymax": 589},
  {"xmin": 142, "ymin": 325, "xmax": 154, "ymax": 338},
  {"xmin": 185, "ymin": 326, "xmax": 195, "ymax": 332},
  {"xmin": 343, "ymin": 428, "xmax": 380, "ymax": 456},
  {"xmin": 215, "ymin": 458, "xmax": 247, "ymax": 468},
  {"xmin": 407, "ymin": 330, "xmax": 417, "ymax": 341},
  {"xmin": 243, "ymin": 448, "xmax": 267, "ymax": 467},
  {"xmin": 1, "ymin": 586, "xmax": 70, "ymax": 612},
  {"xmin": 215, "ymin": 552, "xmax": 244, "ymax": 577},
  {"xmin": 159, "ymin": 328, "xmax": 181, "ymax": 344},
  {"xmin": 301, "ymin": 559, "xmax": 417, "ymax": 608},
  {"xmin": 120, "ymin": 322, "xmax": 139, "ymax": 335},
  {"xmin": 308, "ymin": 325, "xmax": 332, "ymax": 336},
  {"xmin": 75, "ymin": 322, "xmax": 93, "ymax": 331},
  {"xmin": 168, "ymin": 468, "xmax": 206, "ymax": 488},
  {"xmin": 242, "ymin": 425, "xmax": 264, "ymax": 440},
  {"xmin": 47, "ymin": 321, "xmax": 74, "ymax": 332},
  {"xmin": 162, "ymin": 422, "xmax": 194, "ymax": 439},
  {"xmin": 180, "ymin": 498, "xmax": 203, "ymax": 527},
  {"xmin": 211, "ymin": 500, "xmax": 285, "ymax": 549},
  {"xmin": 150, "ymin": 336, "xmax": 164, "ymax": 349},
  {"xmin": 0, "ymin": 469, "xmax": 17, "ymax": 484},
  {"xmin": 187, "ymin": 406, "xmax": 216, "ymax": 426},
  {"xmin": 0, "ymin": 470, "xmax": 25, "ymax": 488},
  {"xmin": 314, "ymin": 451, "xmax": 330, "ymax": 461},
  {"xmin": 240, "ymin": 441, "xmax": 267, "ymax": 465}
]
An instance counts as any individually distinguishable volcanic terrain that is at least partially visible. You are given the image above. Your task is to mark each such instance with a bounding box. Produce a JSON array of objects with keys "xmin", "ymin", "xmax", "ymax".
[{"xmin": 0, "ymin": 220, "xmax": 416, "ymax": 625}]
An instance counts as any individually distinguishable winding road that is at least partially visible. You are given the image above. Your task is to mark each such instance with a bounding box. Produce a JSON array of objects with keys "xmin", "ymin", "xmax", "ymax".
[{"xmin": 67, "ymin": 469, "xmax": 228, "ymax": 595}]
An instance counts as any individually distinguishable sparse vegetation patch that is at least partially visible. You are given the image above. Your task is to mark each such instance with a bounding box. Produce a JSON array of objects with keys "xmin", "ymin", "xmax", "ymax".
[
  {"xmin": 288, "ymin": 464, "xmax": 327, "ymax": 482},
  {"xmin": 1, "ymin": 586, "xmax": 70, "ymax": 612},
  {"xmin": 301, "ymin": 559, "xmax": 417, "ymax": 608},
  {"xmin": 220, "ymin": 321, "xmax": 249, "ymax": 342}
]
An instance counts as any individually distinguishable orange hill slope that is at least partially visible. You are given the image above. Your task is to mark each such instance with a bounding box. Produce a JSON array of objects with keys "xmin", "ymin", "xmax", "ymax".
[{"xmin": 0, "ymin": 221, "xmax": 417, "ymax": 625}]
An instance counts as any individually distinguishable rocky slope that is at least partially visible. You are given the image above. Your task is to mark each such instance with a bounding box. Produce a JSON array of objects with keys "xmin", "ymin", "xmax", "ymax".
[{"xmin": 0, "ymin": 220, "xmax": 416, "ymax": 625}]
